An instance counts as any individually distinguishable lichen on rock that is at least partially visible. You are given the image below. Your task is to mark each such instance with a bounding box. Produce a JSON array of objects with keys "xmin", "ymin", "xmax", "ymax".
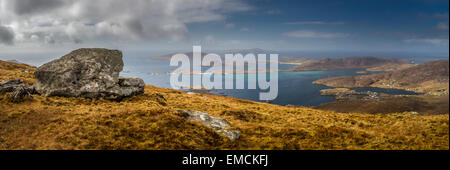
[{"xmin": 178, "ymin": 110, "xmax": 241, "ymax": 141}]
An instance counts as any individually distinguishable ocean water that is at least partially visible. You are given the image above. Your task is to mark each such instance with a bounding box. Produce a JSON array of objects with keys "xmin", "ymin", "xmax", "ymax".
[{"xmin": 120, "ymin": 57, "xmax": 417, "ymax": 106}]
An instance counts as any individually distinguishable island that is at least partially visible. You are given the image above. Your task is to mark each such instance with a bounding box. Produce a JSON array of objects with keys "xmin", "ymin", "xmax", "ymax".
[{"xmin": 289, "ymin": 56, "xmax": 414, "ymax": 72}]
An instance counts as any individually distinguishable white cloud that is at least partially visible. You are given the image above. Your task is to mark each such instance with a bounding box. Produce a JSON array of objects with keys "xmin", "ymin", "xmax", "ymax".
[
  {"xmin": 0, "ymin": 0, "xmax": 251, "ymax": 45},
  {"xmin": 225, "ymin": 23, "xmax": 236, "ymax": 29},
  {"xmin": 436, "ymin": 22, "xmax": 449, "ymax": 30},
  {"xmin": 404, "ymin": 38, "xmax": 449, "ymax": 46},
  {"xmin": 283, "ymin": 30, "xmax": 349, "ymax": 38},
  {"xmin": 285, "ymin": 21, "xmax": 345, "ymax": 25}
]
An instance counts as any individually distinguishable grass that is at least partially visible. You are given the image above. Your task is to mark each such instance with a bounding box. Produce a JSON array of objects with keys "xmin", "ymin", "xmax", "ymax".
[
  {"xmin": 0, "ymin": 60, "xmax": 448, "ymax": 150},
  {"xmin": 0, "ymin": 60, "xmax": 36, "ymax": 84},
  {"xmin": 315, "ymin": 95, "xmax": 449, "ymax": 115}
]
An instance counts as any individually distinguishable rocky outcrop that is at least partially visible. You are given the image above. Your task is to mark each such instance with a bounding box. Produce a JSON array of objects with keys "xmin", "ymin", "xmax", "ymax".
[
  {"xmin": 0, "ymin": 79, "xmax": 35, "ymax": 102},
  {"xmin": 9, "ymin": 86, "xmax": 33, "ymax": 102},
  {"xmin": 33, "ymin": 48, "xmax": 145, "ymax": 100},
  {"xmin": 178, "ymin": 110, "xmax": 241, "ymax": 141},
  {"xmin": 0, "ymin": 79, "xmax": 26, "ymax": 93}
]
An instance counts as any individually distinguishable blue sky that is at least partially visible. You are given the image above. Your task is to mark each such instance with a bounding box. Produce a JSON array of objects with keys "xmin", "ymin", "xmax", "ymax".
[
  {"xmin": 187, "ymin": 0, "xmax": 449, "ymax": 53},
  {"xmin": 0, "ymin": 0, "xmax": 448, "ymax": 61}
]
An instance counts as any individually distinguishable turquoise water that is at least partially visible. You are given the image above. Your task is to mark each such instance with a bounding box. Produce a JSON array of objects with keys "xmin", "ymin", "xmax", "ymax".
[{"xmin": 120, "ymin": 57, "xmax": 418, "ymax": 106}]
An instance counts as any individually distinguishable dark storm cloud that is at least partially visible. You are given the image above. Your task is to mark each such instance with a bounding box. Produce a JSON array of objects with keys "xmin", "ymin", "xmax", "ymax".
[
  {"xmin": 12, "ymin": 0, "xmax": 67, "ymax": 15},
  {"xmin": 0, "ymin": 25, "xmax": 14, "ymax": 45},
  {"xmin": 0, "ymin": 0, "xmax": 252, "ymax": 46}
]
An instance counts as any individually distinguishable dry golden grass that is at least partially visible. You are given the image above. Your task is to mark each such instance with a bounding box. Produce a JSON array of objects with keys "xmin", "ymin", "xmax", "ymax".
[
  {"xmin": 0, "ymin": 60, "xmax": 448, "ymax": 150},
  {"xmin": 315, "ymin": 95, "xmax": 449, "ymax": 115},
  {"xmin": 0, "ymin": 60, "xmax": 36, "ymax": 84}
]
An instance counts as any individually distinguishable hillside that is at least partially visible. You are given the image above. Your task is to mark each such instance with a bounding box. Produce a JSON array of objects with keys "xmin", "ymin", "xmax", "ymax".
[
  {"xmin": 0, "ymin": 60, "xmax": 36, "ymax": 84},
  {"xmin": 315, "ymin": 95, "xmax": 449, "ymax": 115},
  {"xmin": 314, "ymin": 60, "xmax": 449, "ymax": 95},
  {"xmin": 289, "ymin": 56, "xmax": 412, "ymax": 71},
  {"xmin": 0, "ymin": 60, "xmax": 448, "ymax": 150},
  {"xmin": 279, "ymin": 56, "xmax": 310, "ymax": 65}
]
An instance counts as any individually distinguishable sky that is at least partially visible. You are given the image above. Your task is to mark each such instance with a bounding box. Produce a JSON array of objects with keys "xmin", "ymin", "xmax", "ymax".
[{"xmin": 0, "ymin": 0, "xmax": 449, "ymax": 62}]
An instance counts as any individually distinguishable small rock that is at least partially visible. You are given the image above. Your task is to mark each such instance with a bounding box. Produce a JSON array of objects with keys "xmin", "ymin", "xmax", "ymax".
[
  {"xmin": 117, "ymin": 77, "xmax": 146, "ymax": 97},
  {"xmin": 411, "ymin": 112, "xmax": 420, "ymax": 115},
  {"xmin": 178, "ymin": 110, "xmax": 241, "ymax": 141}
]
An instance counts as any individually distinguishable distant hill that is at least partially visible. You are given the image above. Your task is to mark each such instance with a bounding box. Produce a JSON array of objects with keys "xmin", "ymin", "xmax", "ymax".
[
  {"xmin": 5, "ymin": 59, "xmax": 24, "ymax": 64},
  {"xmin": 153, "ymin": 52, "xmax": 209, "ymax": 60},
  {"xmin": 314, "ymin": 60, "xmax": 450, "ymax": 95},
  {"xmin": 219, "ymin": 48, "xmax": 273, "ymax": 55},
  {"xmin": 289, "ymin": 56, "xmax": 411, "ymax": 71},
  {"xmin": 153, "ymin": 48, "xmax": 273, "ymax": 60},
  {"xmin": 279, "ymin": 56, "xmax": 310, "ymax": 65}
]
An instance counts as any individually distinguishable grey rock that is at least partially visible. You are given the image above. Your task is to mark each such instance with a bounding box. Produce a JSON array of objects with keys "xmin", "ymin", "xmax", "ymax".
[
  {"xmin": 116, "ymin": 77, "xmax": 146, "ymax": 97},
  {"xmin": 179, "ymin": 110, "xmax": 241, "ymax": 141},
  {"xmin": 33, "ymin": 48, "xmax": 145, "ymax": 100},
  {"xmin": 0, "ymin": 79, "xmax": 28, "ymax": 93},
  {"xmin": 9, "ymin": 86, "xmax": 33, "ymax": 103},
  {"xmin": 0, "ymin": 79, "xmax": 35, "ymax": 102}
]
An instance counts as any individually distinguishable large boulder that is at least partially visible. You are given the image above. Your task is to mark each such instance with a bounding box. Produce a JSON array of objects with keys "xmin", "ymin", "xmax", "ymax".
[{"xmin": 34, "ymin": 48, "xmax": 145, "ymax": 100}]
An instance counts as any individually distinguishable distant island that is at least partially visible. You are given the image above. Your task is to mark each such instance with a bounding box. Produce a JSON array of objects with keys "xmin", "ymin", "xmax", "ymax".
[
  {"xmin": 289, "ymin": 56, "xmax": 414, "ymax": 72},
  {"xmin": 314, "ymin": 60, "xmax": 449, "ymax": 95},
  {"xmin": 313, "ymin": 60, "xmax": 449, "ymax": 115},
  {"xmin": 153, "ymin": 49, "xmax": 308, "ymax": 66},
  {"xmin": 153, "ymin": 52, "xmax": 209, "ymax": 60}
]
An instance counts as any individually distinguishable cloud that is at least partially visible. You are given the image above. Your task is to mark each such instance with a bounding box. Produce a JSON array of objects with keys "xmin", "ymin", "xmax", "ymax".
[
  {"xmin": 10, "ymin": 0, "xmax": 68, "ymax": 15},
  {"xmin": 436, "ymin": 22, "xmax": 449, "ymax": 30},
  {"xmin": 225, "ymin": 23, "xmax": 236, "ymax": 29},
  {"xmin": 204, "ymin": 35, "xmax": 215, "ymax": 41},
  {"xmin": 0, "ymin": 25, "xmax": 14, "ymax": 45},
  {"xmin": 283, "ymin": 30, "xmax": 349, "ymax": 38},
  {"xmin": 404, "ymin": 38, "xmax": 449, "ymax": 46},
  {"xmin": 285, "ymin": 21, "xmax": 345, "ymax": 25},
  {"xmin": 0, "ymin": 0, "xmax": 251, "ymax": 45}
]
